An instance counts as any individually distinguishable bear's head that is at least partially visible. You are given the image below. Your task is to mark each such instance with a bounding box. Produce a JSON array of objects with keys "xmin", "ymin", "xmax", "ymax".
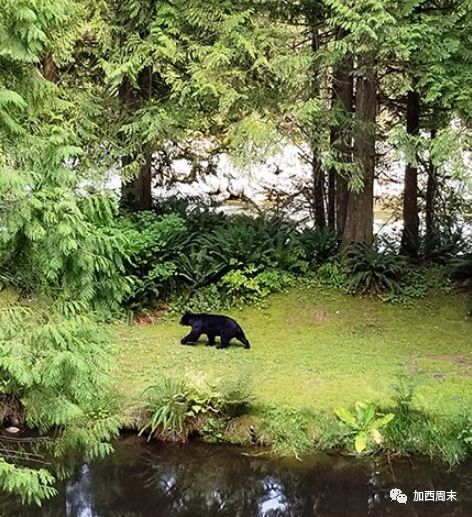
[{"xmin": 179, "ymin": 311, "xmax": 192, "ymax": 326}]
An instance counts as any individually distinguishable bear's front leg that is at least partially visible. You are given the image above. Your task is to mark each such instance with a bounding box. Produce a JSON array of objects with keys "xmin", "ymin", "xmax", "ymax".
[{"xmin": 181, "ymin": 331, "xmax": 201, "ymax": 345}]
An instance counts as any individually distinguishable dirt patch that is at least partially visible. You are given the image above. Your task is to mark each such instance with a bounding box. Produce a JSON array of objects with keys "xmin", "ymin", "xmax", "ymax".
[
  {"xmin": 406, "ymin": 362, "xmax": 422, "ymax": 375},
  {"xmin": 424, "ymin": 353, "xmax": 470, "ymax": 366},
  {"xmin": 311, "ymin": 309, "xmax": 329, "ymax": 323},
  {"xmin": 408, "ymin": 353, "xmax": 472, "ymax": 378},
  {"xmin": 282, "ymin": 308, "xmax": 329, "ymax": 327},
  {"xmin": 134, "ymin": 306, "xmax": 168, "ymax": 325}
]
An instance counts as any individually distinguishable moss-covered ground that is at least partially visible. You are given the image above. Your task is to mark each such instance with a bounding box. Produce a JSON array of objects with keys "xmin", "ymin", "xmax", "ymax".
[{"xmin": 113, "ymin": 287, "xmax": 472, "ymax": 417}]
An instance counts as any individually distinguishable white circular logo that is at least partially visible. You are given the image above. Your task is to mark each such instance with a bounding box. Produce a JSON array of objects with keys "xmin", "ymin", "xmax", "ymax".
[{"xmin": 390, "ymin": 488, "xmax": 402, "ymax": 501}]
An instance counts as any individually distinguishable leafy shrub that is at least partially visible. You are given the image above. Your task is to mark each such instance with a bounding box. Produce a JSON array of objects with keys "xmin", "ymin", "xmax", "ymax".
[
  {"xmin": 334, "ymin": 402, "xmax": 395, "ymax": 453},
  {"xmin": 153, "ymin": 198, "xmax": 226, "ymax": 232},
  {"xmin": 192, "ymin": 215, "xmax": 307, "ymax": 273},
  {"xmin": 118, "ymin": 208, "xmax": 329, "ymax": 311},
  {"xmin": 422, "ymin": 225, "xmax": 469, "ymax": 263},
  {"xmin": 303, "ymin": 255, "xmax": 452, "ymax": 308},
  {"xmin": 0, "ymin": 306, "xmax": 119, "ymax": 504},
  {"xmin": 382, "ymin": 266, "xmax": 451, "ymax": 305},
  {"xmin": 451, "ymin": 254, "xmax": 472, "ymax": 315},
  {"xmin": 297, "ymin": 228, "xmax": 340, "ymax": 266},
  {"xmin": 389, "ymin": 270, "xmax": 429, "ymax": 301},
  {"xmin": 311, "ymin": 262, "xmax": 349, "ymax": 291},
  {"xmin": 139, "ymin": 378, "xmax": 189, "ymax": 442},
  {"xmin": 219, "ymin": 267, "xmax": 294, "ymax": 305},
  {"xmin": 140, "ymin": 374, "xmax": 252, "ymax": 443},
  {"xmin": 172, "ymin": 236, "xmax": 228, "ymax": 288},
  {"xmin": 458, "ymin": 419, "xmax": 472, "ymax": 450},
  {"xmin": 0, "ymin": 94, "xmax": 133, "ymax": 318},
  {"xmin": 175, "ymin": 268, "xmax": 295, "ymax": 311},
  {"xmin": 0, "ymin": 192, "xmax": 133, "ymax": 318},
  {"xmin": 451, "ymin": 254, "xmax": 472, "ymax": 288},
  {"xmin": 343, "ymin": 243, "xmax": 406, "ymax": 295},
  {"xmin": 116, "ymin": 212, "xmax": 189, "ymax": 308},
  {"xmin": 172, "ymin": 284, "xmax": 229, "ymax": 313},
  {"xmin": 259, "ymin": 406, "xmax": 318, "ymax": 457},
  {"xmin": 384, "ymin": 377, "xmax": 471, "ymax": 464}
]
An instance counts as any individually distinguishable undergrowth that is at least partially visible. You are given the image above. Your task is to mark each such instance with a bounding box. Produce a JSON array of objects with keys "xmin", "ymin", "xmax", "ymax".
[
  {"xmin": 138, "ymin": 371, "xmax": 472, "ymax": 465},
  {"xmin": 140, "ymin": 373, "xmax": 252, "ymax": 443}
]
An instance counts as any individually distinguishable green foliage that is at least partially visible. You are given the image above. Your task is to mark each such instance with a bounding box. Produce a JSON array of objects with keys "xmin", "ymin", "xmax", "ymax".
[
  {"xmin": 259, "ymin": 406, "xmax": 317, "ymax": 457},
  {"xmin": 383, "ymin": 266, "xmax": 452, "ymax": 305},
  {"xmin": 377, "ymin": 404, "xmax": 470, "ymax": 465},
  {"xmin": 306, "ymin": 262, "xmax": 349, "ymax": 291},
  {"xmin": 0, "ymin": 190, "xmax": 133, "ymax": 318},
  {"xmin": 423, "ymin": 223, "xmax": 470, "ymax": 264},
  {"xmin": 140, "ymin": 373, "xmax": 252, "ymax": 443},
  {"xmin": 139, "ymin": 378, "xmax": 189, "ymax": 442},
  {"xmin": 0, "ymin": 459, "xmax": 56, "ymax": 506},
  {"xmin": 174, "ymin": 284, "xmax": 228, "ymax": 314},
  {"xmin": 115, "ymin": 212, "xmax": 188, "ymax": 308},
  {"xmin": 451, "ymin": 254, "xmax": 472, "ymax": 284},
  {"xmin": 0, "ymin": 0, "xmax": 133, "ymax": 319},
  {"xmin": 307, "ymin": 258, "xmax": 452, "ymax": 306},
  {"xmin": 385, "ymin": 378, "xmax": 471, "ymax": 465},
  {"xmin": 119, "ymin": 209, "xmax": 338, "ymax": 311},
  {"xmin": 451, "ymin": 254, "xmax": 472, "ymax": 315},
  {"xmin": 201, "ymin": 417, "xmax": 227, "ymax": 443},
  {"xmin": 99, "ymin": 0, "xmax": 291, "ymax": 172},
  {"xmin": 389, "ymin": 375, "xmax": 419, "ymax": 412},
  {"xmin": 0, "ymin": 2, "xmax": 122, "ymax": 503},
  {"xmin": 190, "ymin": 214, "xmax": 307, "ymax": 274},
  {"xmin": 458, "ymin": 419, "xmax": 472, "ymax": 450},
  {"xmin": 334, "ymin": 402, "xmax": 395, "ymax": 454},
  {"xmin": 0, "ymin": 305, "xmax": 119, "ymax": 504},
  {"xmin": 297, "ymin": 228, "xmax": 340, "ymax": 266},
  {"xmin": 0, "ymin": 0, "xmax": 72, "ymax": 137},
  {"xmin": 466, "ymin": 296, "xmax": 472, "ymax": 317},
  {"xmin": 219, "ymin": 267, "xmax": 294, "ymax": 306},
  {"xmin": 343, "ymin": 244, "xmax": 406, "ymax": 295},
  {"xmin": 387, "ymin": 270, "xmax": 430, "ymax": 303}
]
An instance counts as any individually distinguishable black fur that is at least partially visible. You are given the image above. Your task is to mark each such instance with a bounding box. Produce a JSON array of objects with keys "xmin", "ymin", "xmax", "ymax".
[{"xmin": 179, "ymin": 312, "xmax": 251, "ymax": 349}]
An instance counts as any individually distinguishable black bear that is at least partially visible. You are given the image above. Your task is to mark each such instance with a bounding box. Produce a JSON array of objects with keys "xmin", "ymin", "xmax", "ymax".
[{"xmin": 179, "ymin": 312, "xmax": 251, "ymax": 349}]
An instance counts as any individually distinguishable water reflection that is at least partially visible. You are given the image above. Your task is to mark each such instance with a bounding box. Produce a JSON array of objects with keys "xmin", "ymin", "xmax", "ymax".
[{"xmin": 3, "ymin": 435, "xmax": 472, "ymax": 516}]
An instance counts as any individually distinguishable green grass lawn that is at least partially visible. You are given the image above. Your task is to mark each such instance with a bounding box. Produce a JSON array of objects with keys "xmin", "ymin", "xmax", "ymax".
[{"xmin": 113, "ymin": 287, "xmax": 472, "ymax": 416}]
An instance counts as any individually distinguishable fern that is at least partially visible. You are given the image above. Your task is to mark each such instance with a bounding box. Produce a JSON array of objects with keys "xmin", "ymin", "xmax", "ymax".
[
  {"xmin": 451, "ymin": 254, "xmax": 472, "ymax": 315},
  {"xmin": 343, "ymin": 243, "xmax": 406, "ymax": 295}
]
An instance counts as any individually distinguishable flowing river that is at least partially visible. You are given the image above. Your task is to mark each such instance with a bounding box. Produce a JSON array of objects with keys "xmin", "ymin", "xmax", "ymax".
[{"xmin": 2, "ymin": 435, "xmax": 472, "ymax": 516}]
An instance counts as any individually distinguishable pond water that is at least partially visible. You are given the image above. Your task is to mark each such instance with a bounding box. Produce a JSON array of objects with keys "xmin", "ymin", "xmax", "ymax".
[{"xmin": 3, "ymin": 435, "xmax": 472, "ymax": 516}]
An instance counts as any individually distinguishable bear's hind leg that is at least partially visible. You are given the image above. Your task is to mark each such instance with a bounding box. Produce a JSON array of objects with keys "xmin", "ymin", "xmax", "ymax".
[
  {"xmin": 238, "ymin": 331, "xmax": 251, "ymax": 349},
  {"xmin": 217, "ymin": 331, "xmax": 230, "ymax": 349}
]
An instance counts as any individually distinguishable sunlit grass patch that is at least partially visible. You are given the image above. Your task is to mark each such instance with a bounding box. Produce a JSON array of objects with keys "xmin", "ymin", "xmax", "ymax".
[{"xmin": 114, "ymin": 287, "xmax": 472, "ymax": 416}]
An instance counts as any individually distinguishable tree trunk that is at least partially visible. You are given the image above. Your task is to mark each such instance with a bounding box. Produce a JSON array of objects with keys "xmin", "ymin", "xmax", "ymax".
[
  {"xmin": 121, "ymin": 154, "xmax": 153, "ymax": 211},
  {"xmin": 310, "ymin": 19, "xmax": 326, "ymax": 229},
  {"xmin": 425, "ymin": 126, "xmax": 437, "ymax": 250},
  {"xmin": 329, "ymin": 43, "xmax": 354, "ymax": 235},
  {"xmin": 42, "ymin": 52, "xmax": 58, "ymax": 83},
  {"xmin": 312, "ymin": 159, "xmax": 326, "ymax": 229},
  {"xmin": 400, "ymin": 88, "xmax": 421, "ymax": 256},
  {"xmin": 120, "ymin": 68, "xmax": 154, "ymax": 211},
  {"xmin": 327, "ymin": 168, "xmax": 336, "ymax": 230},
  {"xmin": 342, "ymin": 53, "xmax": 376, "ymax": 246}
]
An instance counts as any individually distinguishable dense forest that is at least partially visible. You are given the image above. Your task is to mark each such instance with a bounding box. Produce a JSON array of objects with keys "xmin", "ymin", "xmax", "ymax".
[{"xmin": 0, "ymin": 0, "xmax": 471, "ymax": 507}]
